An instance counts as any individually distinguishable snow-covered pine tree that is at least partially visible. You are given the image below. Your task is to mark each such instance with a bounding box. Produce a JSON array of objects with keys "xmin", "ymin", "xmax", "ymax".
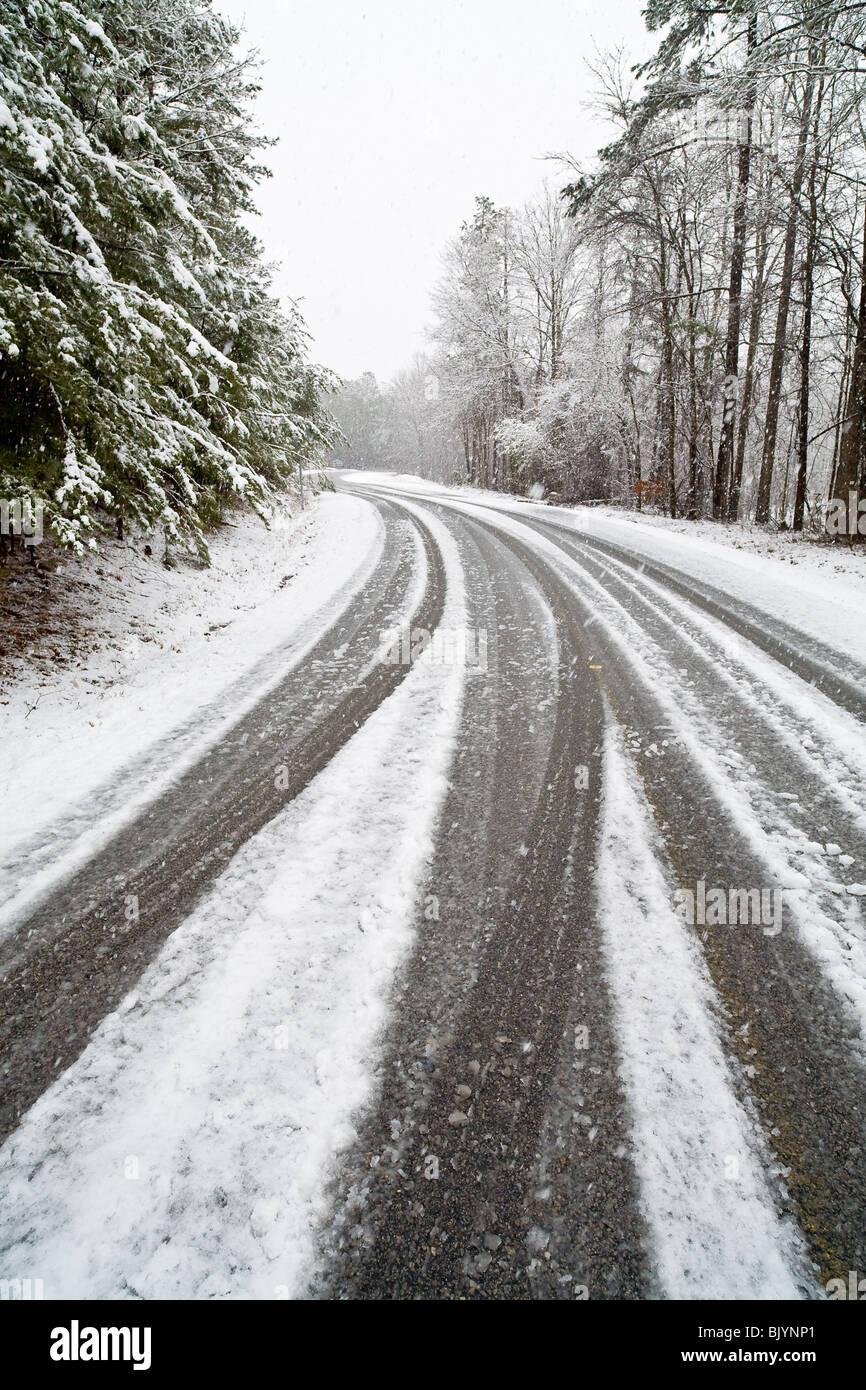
[{"xmin": 0, "ymin": 0, "xmax": 334, "ymax": 556}]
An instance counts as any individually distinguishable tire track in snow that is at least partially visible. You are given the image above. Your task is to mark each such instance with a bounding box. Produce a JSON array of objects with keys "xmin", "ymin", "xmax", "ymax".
[
  {"xmin": 0, "ymin": 494, "xmax": 387, "ymax": 930},
  {"xmin": 562, "ymin": 527, "xmax": 866, "ymax": 720},
  {"xmin": 598, "ymin": 722, "xmax": 814, "ymax": 1299},
  {"xmin": 321, "ymin": 504, "xmax": 650, "ymax": 1299},
  {"xmin": 0, "ymin": 506, "xmax": 468, "ymax": 1299},
  {"xmin": 0, "ymin": 501, "xmax": 444, "ymax": 1138},
  {"xmin": 440, "ymin": 497, "xmax": 866, "ymax": 720},
  {"xmin": 543, "ymin": 534, "xmax": 866, "ymax": 977},
  {"xmin": 561, "ymin": 537, "xmax": 866, "ymax": 823},
  {"xmin": 462, "ymin": 505, "xmax": 866, "ymax": 1287},
  {"xmin": 341, "ymin": 481, "xmax": 866, "ymax": 719},
  {"xmin": 324, "ymin": 489, "xmax": 821, "ymax": 1299}
]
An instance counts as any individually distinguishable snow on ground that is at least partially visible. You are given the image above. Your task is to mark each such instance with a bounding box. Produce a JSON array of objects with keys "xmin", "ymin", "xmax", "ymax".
[
  {"xmin": 0, "ymin": 492, "xmax": 383, "ymax": 930},
  {"xmin": 598, "ymin": 722, "xmax": 816, "ymax": 1299},
  {"xmin": 2, "ymin": 469, "xmax": 861, "ymax": 1299},
  {"xmin": 432, "ymin": 498, "xmax": 866, "ymax": 1041},
  {"xmin": 588, "ymin": 543, "xmax": 866, "ymax": 813},
  {"xmin": 337, "ymin": 470, "xmax": 866, "ymax": 666},
  {"xmin": 570, "ymin": 507, "xmax": 866, "ymax": 668},
  {"xmin": 0, "ymin": 504, "xmax": 468, "ymax": 1300}
]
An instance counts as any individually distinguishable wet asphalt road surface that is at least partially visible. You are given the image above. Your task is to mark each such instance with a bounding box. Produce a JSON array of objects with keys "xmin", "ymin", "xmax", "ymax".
[
  {"xmin": 315, "ymin": 481, "xmax": 866, "ymax": 1298},
  {"xmin": 0, "ymin": 501, "xmax": 442, "ymax": 1136},
  {"xmin": 2, "ymin": 477, "xmax": 865, "ymax": 1298}
]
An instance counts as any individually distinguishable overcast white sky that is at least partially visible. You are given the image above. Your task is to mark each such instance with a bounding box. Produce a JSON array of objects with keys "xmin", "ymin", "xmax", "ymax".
[{"xmin": 218, "ymin": 0, "xmax": 653, "ymax": 382}]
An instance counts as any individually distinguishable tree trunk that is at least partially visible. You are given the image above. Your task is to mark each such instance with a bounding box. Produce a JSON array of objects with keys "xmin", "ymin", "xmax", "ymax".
[
  {"xmin": 660, "ymin": 243, "xmax": 677, "ymax": 518},
  {"xmin": 793, "ymin": 76, "xmax": 824, "ymax": 532},
  {"xmin": 829, "ymin": 325, "xmax": 852, "ymax": 499},
  {"xmin": 833, "ymin": 200, "xmax": 866, "ymax": 516},
  {"xmin": 687, "ymin": 309, "xmax": 700, "ymax": 517},
  {"xmin": 713, "ymin": 12, "xmax": 757, "ymax": 519},
  {"xmin": 755, "ymin": 62, "xmax": 816, "ymax": 522},
  {"xmin": 730, "ymin": 216, "xmax": 769, "ymax": 519}
]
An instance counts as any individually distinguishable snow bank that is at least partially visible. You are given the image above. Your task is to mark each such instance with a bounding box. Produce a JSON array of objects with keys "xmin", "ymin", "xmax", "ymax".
[{"xmin": 0, "ymin": 494, "xmax": 383, "ymax": 926}]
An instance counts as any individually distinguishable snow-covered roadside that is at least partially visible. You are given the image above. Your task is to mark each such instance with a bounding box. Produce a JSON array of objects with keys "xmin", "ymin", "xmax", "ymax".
[
  {"xmin": 569, "ymin": 508, "xmax": 866, "ymax": 666},
  {"xmin": 0, "ymin": 493, "xmax": 383, "ymax": 925},
  {"xmin": 598, "ymin": 724, "xmax": 815, "ymax": 1299},
  {"xmin": 337, "ymin": 470, "xmax": 866, "ymax": 666},
  {"xmin": 0, "ymin": 500, "xmax": 467, "ymax": 1300}
]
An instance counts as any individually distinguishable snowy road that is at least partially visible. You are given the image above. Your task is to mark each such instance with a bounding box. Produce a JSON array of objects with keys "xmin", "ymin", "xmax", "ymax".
[
  {"xmin": 0, "ymin": 499, "xmax": 444, "ymax": 1132},
  {"xmin": 1, "ymin": 474, "xmax": 865, "ymax": 1299},
  {"xmin": 320, "ymin": 478, "xmax": 866, "ymax": 1299}
]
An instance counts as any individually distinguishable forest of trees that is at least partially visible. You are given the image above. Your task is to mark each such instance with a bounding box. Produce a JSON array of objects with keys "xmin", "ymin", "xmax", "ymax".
[
  {"xmin": 0, "ymin": 0, "xmax": 334, "ymax": 559},
  {"xmin": 333, "ymin": 0, "xmax": 866, "ymax": 531}
]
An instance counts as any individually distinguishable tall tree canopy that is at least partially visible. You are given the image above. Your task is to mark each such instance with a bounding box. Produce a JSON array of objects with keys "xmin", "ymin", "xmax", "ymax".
[
  {"xmin": 366, "ymin": 2, "xmax": 866, "ymax": 530},
  {"xmin": 0, "ymin": 0, "xmax": 334, "ymax": 555}
]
